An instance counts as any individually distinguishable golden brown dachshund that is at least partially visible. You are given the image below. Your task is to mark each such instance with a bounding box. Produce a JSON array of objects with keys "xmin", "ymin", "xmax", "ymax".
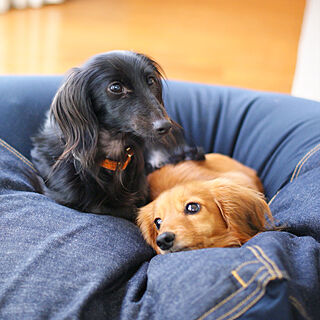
[{"xmin": 137, "ymin": 154, "xmax": 273, "ymax": 254}]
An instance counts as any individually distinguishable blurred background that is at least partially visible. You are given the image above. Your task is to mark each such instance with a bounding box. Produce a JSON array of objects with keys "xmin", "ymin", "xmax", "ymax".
[{"xmin": 0, "ymin": 0, "xmax": 318, "ymax": 99}]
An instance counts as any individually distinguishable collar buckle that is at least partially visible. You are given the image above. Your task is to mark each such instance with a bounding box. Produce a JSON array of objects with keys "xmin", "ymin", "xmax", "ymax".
[{"xmin": 100, "ymin": 147, "xmax": 134, "ymax": 171}]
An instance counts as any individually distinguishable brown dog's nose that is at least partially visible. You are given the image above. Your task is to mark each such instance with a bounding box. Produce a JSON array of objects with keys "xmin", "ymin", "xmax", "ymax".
[
  {"xmin": 152, "ymin": 119, "xmax": 172, "ymax": 136},
  {"xmin": 156, "ymin": 232, "xmax": 175, "ymax": 250}
]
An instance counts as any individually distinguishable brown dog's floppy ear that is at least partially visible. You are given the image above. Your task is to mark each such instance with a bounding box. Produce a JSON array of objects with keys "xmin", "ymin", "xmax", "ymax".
[
  {"xmin": 51, "ymin": 67, "xmax": 99, "ymax": 169},
  {"xmin": 137, "ymin": 201, "xmax": 159, "ymax": 252},
  {"xmin": 207, "ymin": 178, "xmax": 273, "ymax": 245}
]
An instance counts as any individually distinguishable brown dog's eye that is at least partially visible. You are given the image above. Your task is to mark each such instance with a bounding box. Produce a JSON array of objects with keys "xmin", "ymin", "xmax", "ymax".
[
  {"xmin": 154, "ymin": 218, "xmax": 162, "ymax": 230},
  {"xmin": 147, "ymin": 76, "xmax": 156, "ymax": 86},
  {"xmin": 108, "ymin": 82, "xmax": 124, "ymax": 95},
  {"xmin": 184, "ymin": 202, "xmax": 201, "ymax": 214}
]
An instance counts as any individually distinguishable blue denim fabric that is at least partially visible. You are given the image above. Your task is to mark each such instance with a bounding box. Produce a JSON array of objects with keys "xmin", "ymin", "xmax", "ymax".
[
  {"xmin": 1, "ymin": 77, "xmax": 320, "ymax": 319},
  {"xmin": 0, "ymin": 139, "xmax": 154, "ymax": 319},
  {"xmin": 0, "ymin": 76, "xmax": 62, "ymax": 160},
  {"xmin": 1, "ymin": 141, "xmax": 319, "ymax": 319}
]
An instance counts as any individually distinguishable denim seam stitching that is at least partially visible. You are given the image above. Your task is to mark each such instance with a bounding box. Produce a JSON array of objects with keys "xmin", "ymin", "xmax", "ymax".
[
  {"xmin": 231, "ymin": 271, "xmax": 247, "ymax": 288},
  {"xmin": 198, "ymin": 246, "xmax": 280, "ymax": 320},
  {"xmin": 253, "ymin": 245, "xmax": 282, "ymax": 278},
  {"xmin": 290, "ymin": 143, "xmax": 320, "ymax": 182},
  {"xmin": 247, "ymin": 246, "xmax": 275, "ymax": 277},
  {"xmin": 289, "ymin": 295, "xmax": 312, "ymax": 320},
  {"xmin": 290, "ymin": 144, "xmax": 320, "ymax": 181},
  {"xmin": 233, "ymin": 260, "xmax": 260, "ymax": 273},
  {"xmin": 268, "ymin": 190, "xmax": 280, "ymax": 206},
  {"xmin": 222, "ymin": 274, "xmax": 279, "ymax": 320},
  {"xmin": 216, "ymin": 273, "xmax": 270, "ymax": 320},
  {"xmin": 269, "ymin": 143, "xmax": 320, "ymax": 206},
  {"xmin": 197, "ymin": 266, "xmax": 267, "ymax": 320},
  {"xmin": 198, "ymin": 271, "xmax": 274, "ymax": 320},
  {"xmin": 198, "ymin": 244, "xmax": 286, "ymax": 320},
  {"xmin": 231, "ymin": 266, "xmax": 266, "ymax": 289},
  {"xmin": 0, "ymin": 138, "xmax": 35, "ymax": 172},
  {"xmin": 294, "ymin": 144, "xmax": 320, "ymax": 180}
]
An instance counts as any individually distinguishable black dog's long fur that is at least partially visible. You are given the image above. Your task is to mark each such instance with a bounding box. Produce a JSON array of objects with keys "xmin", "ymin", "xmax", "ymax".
[{"xmin": 31, "ymin": 51, "xmax": 203, "ymax": 221}]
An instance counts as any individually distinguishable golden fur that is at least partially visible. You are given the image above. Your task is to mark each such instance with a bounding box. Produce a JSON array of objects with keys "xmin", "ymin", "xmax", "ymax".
[{"xmin": 137, "ymin": 154, "xmax": 273, "ymax": 254}]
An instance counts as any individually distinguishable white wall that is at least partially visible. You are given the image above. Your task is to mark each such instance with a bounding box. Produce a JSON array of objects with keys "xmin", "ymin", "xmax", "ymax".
[{"xmin": 292, "ymin": 0, "xmax": 320, "ymax": 102}]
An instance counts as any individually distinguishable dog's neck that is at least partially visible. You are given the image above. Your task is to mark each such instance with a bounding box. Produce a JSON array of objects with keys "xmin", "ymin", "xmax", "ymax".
[
  {"xmin": 100, "ymin": 146, "xmax": 134, "ymax": 171},
  {"xmin": 98, "ymin": 129, "xmax": 144, "ymax": 169},
  {"xmin": 98, "ymin": 129, "xmax": 129, "ymax": 159}
]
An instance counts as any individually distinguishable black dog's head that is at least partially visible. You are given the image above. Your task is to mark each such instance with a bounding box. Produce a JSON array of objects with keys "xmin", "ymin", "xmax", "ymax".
[{"xmin": 51, "ymin": 50, "xmax": 172, "ymax": 168}]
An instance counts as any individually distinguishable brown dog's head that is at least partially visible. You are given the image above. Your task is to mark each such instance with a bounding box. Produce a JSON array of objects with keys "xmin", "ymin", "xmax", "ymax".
[{"xmin": 137, "ymin": 178, "xmax": 273, "ymax": 254}]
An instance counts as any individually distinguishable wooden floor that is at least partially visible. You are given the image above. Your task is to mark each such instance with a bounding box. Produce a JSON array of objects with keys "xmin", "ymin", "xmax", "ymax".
[{"xmin": 0, "ymin": 0, "xmax": 305, "ymax": 93}]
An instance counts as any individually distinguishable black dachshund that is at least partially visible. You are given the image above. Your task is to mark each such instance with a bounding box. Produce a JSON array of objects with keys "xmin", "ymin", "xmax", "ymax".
[{"xmin": 31, "ymin": 51, "xmax": 203, "ymax": 220}]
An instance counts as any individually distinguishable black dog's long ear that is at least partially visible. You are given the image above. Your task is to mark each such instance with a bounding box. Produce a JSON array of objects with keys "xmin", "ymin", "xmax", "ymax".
[{"xmin": 51, "ymin": 67, "xmax": 99, "ymax": 169}]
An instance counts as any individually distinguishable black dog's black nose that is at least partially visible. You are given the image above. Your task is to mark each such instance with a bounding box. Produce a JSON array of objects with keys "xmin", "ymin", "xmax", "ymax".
[
  {"xmin": 156, "ymin": 232, "xmax": 175, "ymax": 250},
  {"xmin": 153, "ymin": 120, "xmax": 172, "ymax": 135}
]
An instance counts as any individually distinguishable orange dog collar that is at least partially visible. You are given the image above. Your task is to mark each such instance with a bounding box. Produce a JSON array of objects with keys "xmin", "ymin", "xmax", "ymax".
[{"xmin": 100, "ymin": 147, "xmax": 134, "ymax": 171}]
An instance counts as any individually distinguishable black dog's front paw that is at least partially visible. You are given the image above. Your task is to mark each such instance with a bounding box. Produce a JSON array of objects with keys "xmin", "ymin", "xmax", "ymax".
[
  {"xmin": 182, "ymin": 146, "xmax": 205, "ymax": 161},
  {"xmin": 145, "ymin": 144, "xmax": 205, "ymax": 174},
  {"xmin": 144, "ymin": 120, "xmax": 205, "ymax": 174},
  {"xmin": 169, "ymin": 145, "xmax": 205, "ymax": 164}
]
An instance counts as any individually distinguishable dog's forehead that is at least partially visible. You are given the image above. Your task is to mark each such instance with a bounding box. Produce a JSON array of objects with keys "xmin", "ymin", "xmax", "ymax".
[
  {"xmin": 157, "ymin": 183, "xmax": 208, "ymax": 210},
  {"xmin": 175, "ymin": 182, "xmax": 208, "ymax": 198},
  {"xmin": 86, "ymin": 51, "xmax": 155, "ymax": 75}
]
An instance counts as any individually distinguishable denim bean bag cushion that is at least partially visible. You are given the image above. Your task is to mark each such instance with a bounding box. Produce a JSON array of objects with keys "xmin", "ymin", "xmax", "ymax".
[{"xmin": 0, "ymin": 76, "xmax": 319, "ymax": 319}]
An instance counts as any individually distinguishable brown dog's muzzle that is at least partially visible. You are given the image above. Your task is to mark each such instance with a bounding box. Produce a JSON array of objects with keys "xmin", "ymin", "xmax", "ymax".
[{"xmin": 156, "ymin": 232, "xmax": 175, "ymax": 251}]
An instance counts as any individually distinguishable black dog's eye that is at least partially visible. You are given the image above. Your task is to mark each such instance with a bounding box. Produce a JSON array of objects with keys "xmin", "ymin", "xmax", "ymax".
[
  {"xmin": 147, "ymin": 76, "xmax": 156, "ymax": 86},
  {"xmin": 108, "ymin": 82, "xmax": 124, "ymax": 95},
  {"xmin": 154, "ymin": 218, "xmax": 162, "ymax": 230},
  {"xmin": 184, "ymin": 202, "xmax": 201, "ymax": 214}
]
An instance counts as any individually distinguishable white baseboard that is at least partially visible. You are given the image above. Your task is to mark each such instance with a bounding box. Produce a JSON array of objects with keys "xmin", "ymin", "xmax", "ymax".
[{"xmin": 0, "ymin": 0, "xmax": 64, "ymax": 12}]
